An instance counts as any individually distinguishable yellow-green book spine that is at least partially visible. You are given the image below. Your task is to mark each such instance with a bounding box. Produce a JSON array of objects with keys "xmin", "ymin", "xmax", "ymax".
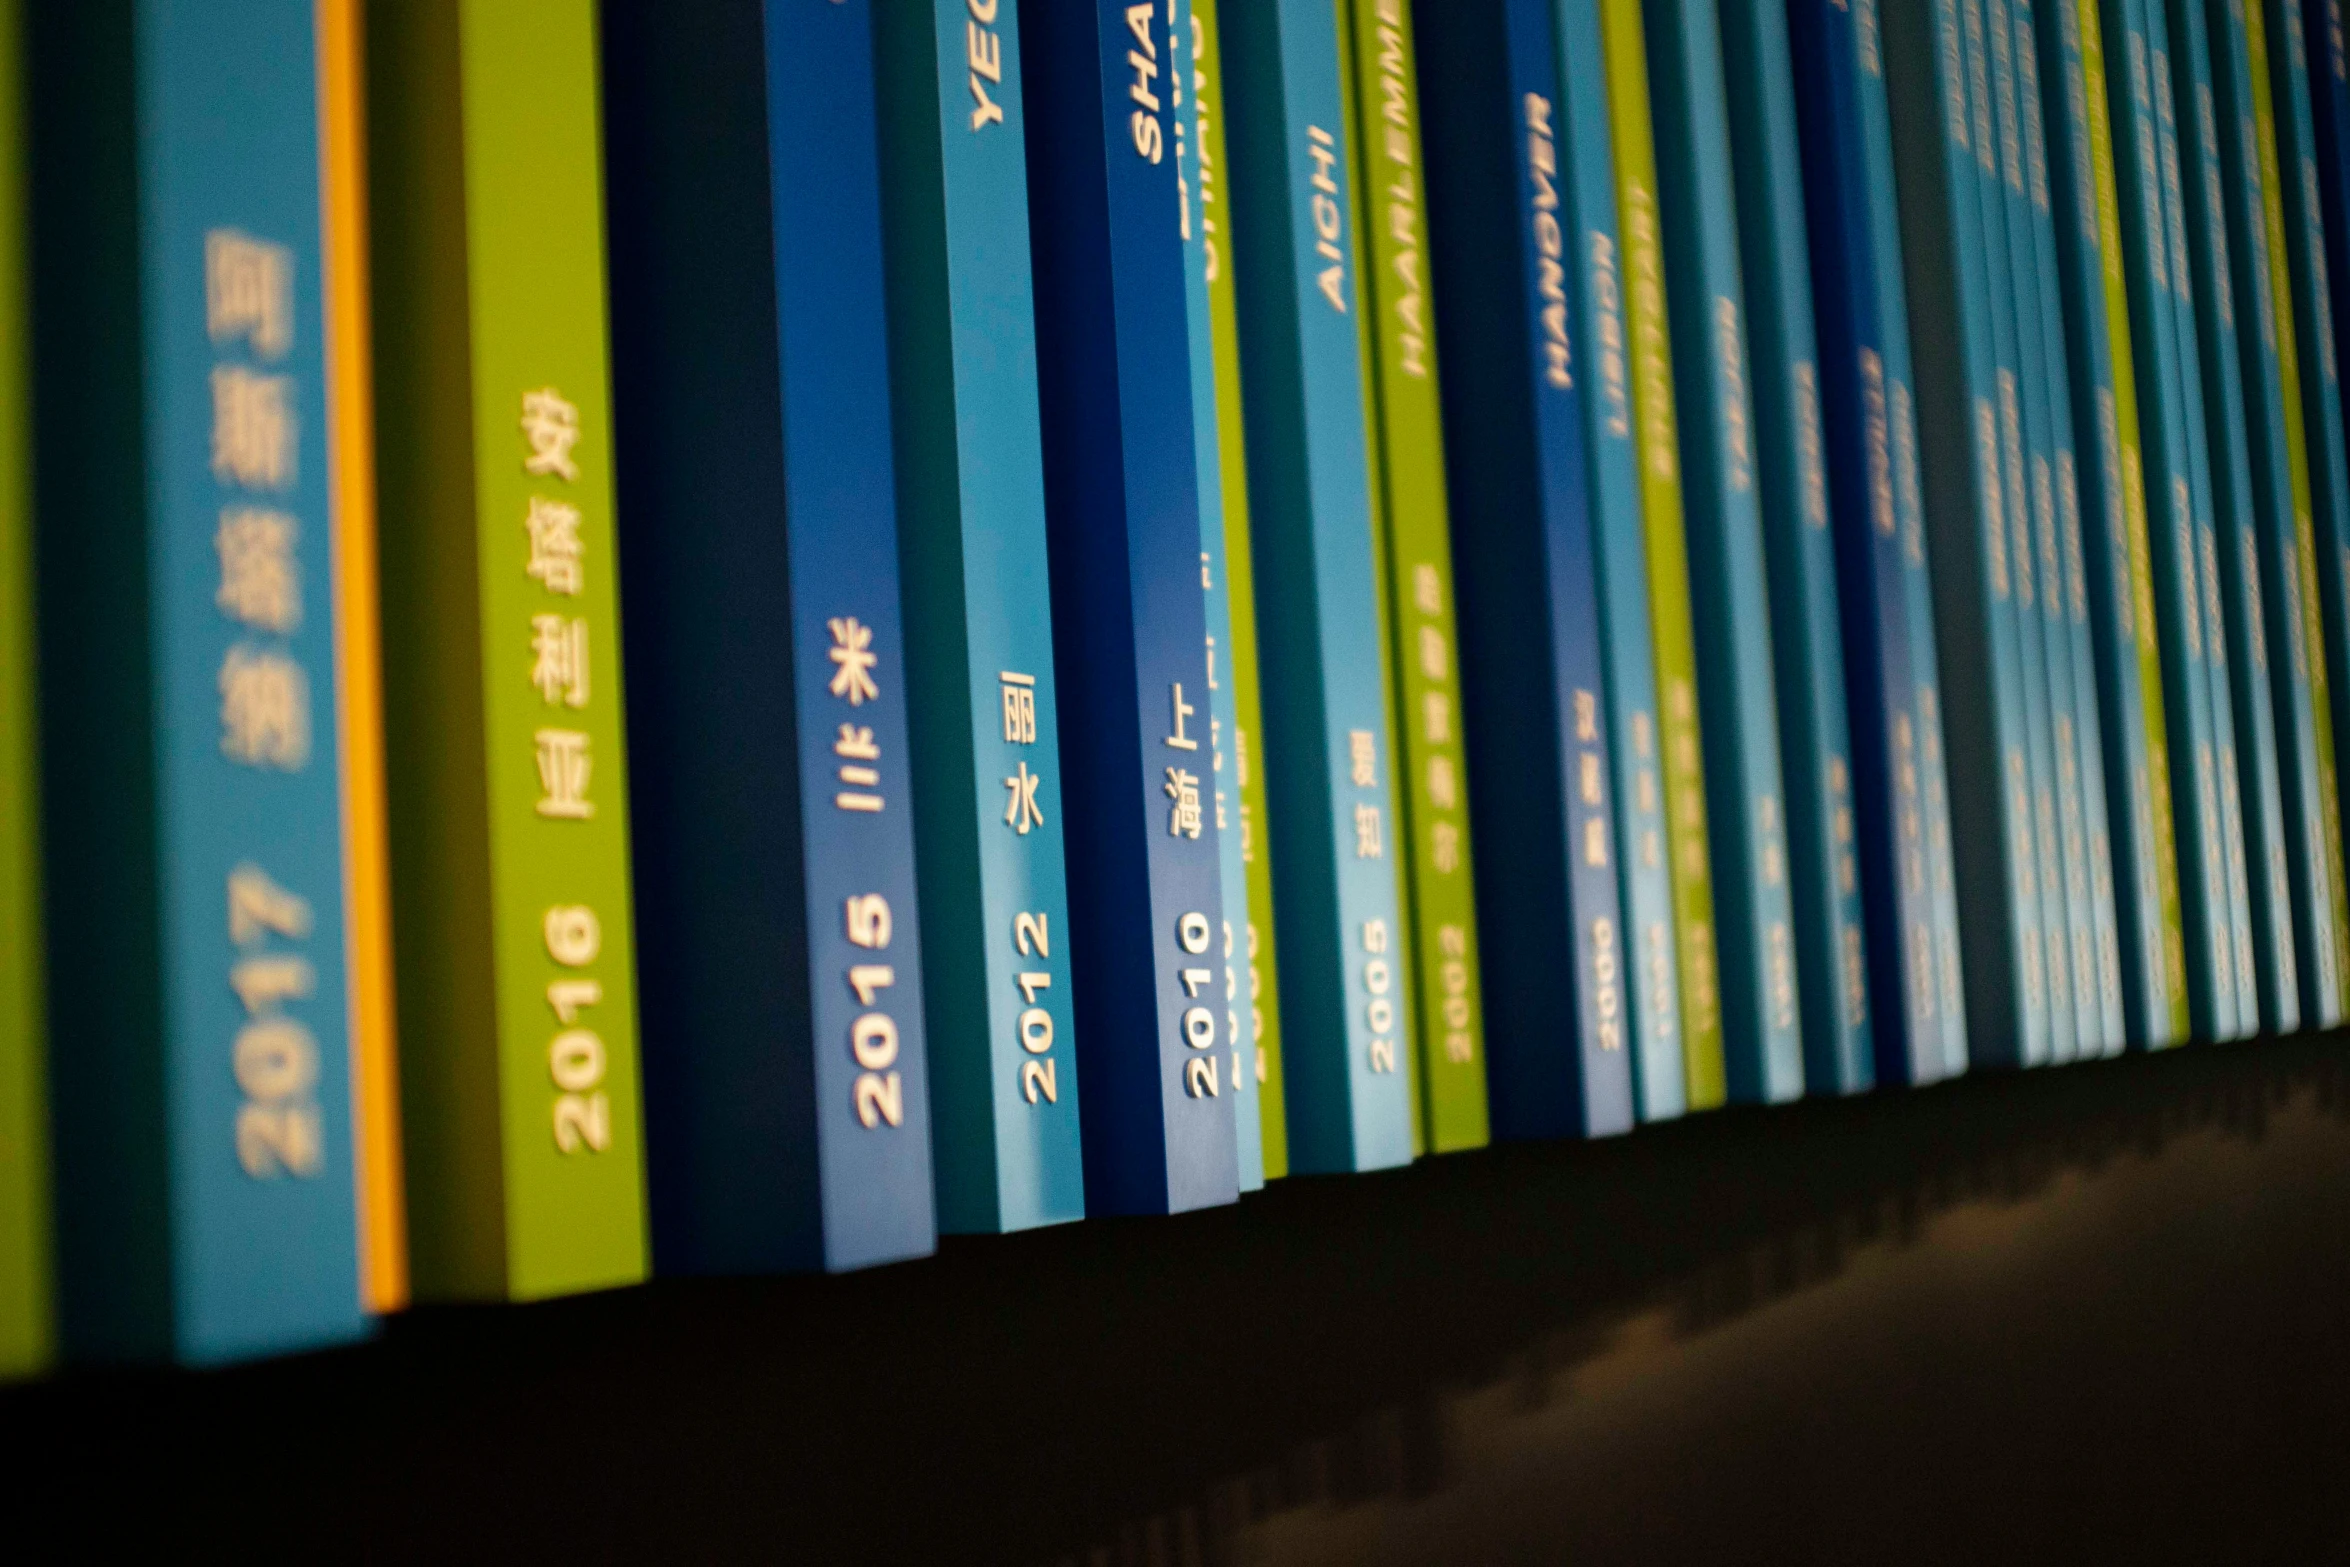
[
  {"xmin": 1598, "ymin": 0, "xmax": 1725, "ymax": 1105},
  {"xmin": 1342, "ymin": 0, "xmax": 1489, "ymax": 1154},
  {"xmin": 1195, "ymin": 0, "xmax": 1289, "ymax": 1176}
]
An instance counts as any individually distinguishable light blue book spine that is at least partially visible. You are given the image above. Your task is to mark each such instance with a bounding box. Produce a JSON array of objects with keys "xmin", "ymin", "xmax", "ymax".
[
  {"xmin": 1178, "ymin": 0, "xmax": 1264, "ymax": 1189},
  {"xmin": 2109, "ymin": 0, "xmax": 2237, "ymax": 1038},
  {"xmin": 1224, "ymin": 0, "xmax": 1415, "ymax": 1172},
  {"xmin": 2238, "ymin": 0, "xmax": 2348, "ymax": 1025},
  {"xmin": 1641, "ymin": 0, "xmax": 1805, "ymax": 1102},
  {"xmin": 2170, "ymin": 0, "xmax": 2301, "ymax": 1030},
  {"xmin": 2019, "ymin": 0, "xmax": 2130, "ymax": 1050},
  {"xmin": 2154, "ymin": 3, "xmax": 2261, "ymax": 1036},
  {"xmin": 2270, "ymin": 0, "xmax": 2350, "ymax": 1030},
  {"xmin": 1718, "ymin": 0, "xmax": 1872, "ymax": 1093},
  {"xmin": 35, "ymin": 0, "xmax": 365, "ymax": 1362},
  {"xmin": 2040, "ymin": 0, "xmax": 2186, "ymax": 1049},
  {"xmin": 1859, "ymin": 0, "xmax": 1973, "ymax": 1076},
  {"xmin": 876, "ymin": 0, "xmax": 1085, "ymax": 1236},
  {"xmin": 1884, "ymin": 0, "xmax": 2049, "ymax": 1067},
  {"xmin": 1552, "ymin": 0, "xmax": 1685, "ymax": 1122},
  {"xmin": 1981, "ymin": 0, "xmax": 2079, "ymax": 1064}
]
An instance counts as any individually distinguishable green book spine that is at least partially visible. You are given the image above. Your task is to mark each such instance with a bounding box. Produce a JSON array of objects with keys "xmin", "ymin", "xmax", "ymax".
[
  {"xmin": 1598, "ymin": 0, "xmax": 1725, "ymax": 1107},
  {"xmin": 370, "ymin": 0, "xmax": 649, "ymax": 1299},
  {"xmin": 1343, "ymin": 0, "xmax": 1490, "ymax": 1153},
  {"xmin": 1195, "ymin": 0, "xmax": 1289, "ymax": 1177},
  {"xmin": 0, "ymin": 0, "xmax": 45, "ymax": 1378},
  {"xmin": 2082, "ymin": 0, "xmax": 2195, "ymax": 1041}
]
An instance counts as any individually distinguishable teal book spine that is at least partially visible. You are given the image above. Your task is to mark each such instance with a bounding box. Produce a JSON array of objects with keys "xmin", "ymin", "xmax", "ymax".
[
  {"xmin": 1641, "ymin": 0, "xmax": 1806, "ymax": 1102},
  {"xmin": 1981, "ymin": 0, "xmax": 2077, "ymax": 1064},
  {"xmin": 1859, "ymin": 0, "xmax": 1974, "ymax": 1076},
  {"xmin": 1885, "ymin": 0, "xmax": 2051, "ymax": 1068},
  {"xmin": 2247, "ymin": 0, "xmax": 2350, "ymax": 1024},
  {"xmin": 2171, "ymin": 0, "xmax": 2302, "ymax": 1030},
  {"xmin": 31, "ymin": 0, "xmax": 367, "ymax": 1362},
  {"xmin": 1224, "ymin": 0, "xmax": 1415, "ymax": 1172},
  {"xmin": 1718, "ymin": 0, "xmax": 1873, "ymax": 1093},
  {"xmin": 2268, "ymin": 0, "xmax": 2350, "ymax": 1032},
  {"xmin": 2106, "ymin": 0, "xmax": 2238, "ymax": 1038},
  {"xmin": 2155, "ymin": 2, "xmax": 2262, "ymax": 1036},
  {"xmin": 0, "ymin": 0, "xmax": 46, "ymax": 1378},
  {"xmin": 2019, "ymin": 0, "xmax": 2131, "ymax": 1051},
  {"xmin": 1551, "ymin": 0, "xmax": 1687, "ymax": 1118},
  {"xmin": 874, "ymin": 0, "xmax": 1086, "ymax": 1230},
  {"xmin": 1180, "ymin": 0, "xmax": 1265, "ymax": 1189}
]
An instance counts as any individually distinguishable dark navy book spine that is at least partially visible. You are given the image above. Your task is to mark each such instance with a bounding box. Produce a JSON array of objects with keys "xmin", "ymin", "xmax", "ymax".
[
  {"xmin": 1788, "ymin": 0, "xmax": 1941, "ymax": 1087},
  {"xmin": 1420, "ymin": 0, "xmax": 1635, "ymax": 1139},
  {"xmin": 605, "ymin": 0, "xmax": 938, "ymax": 1272},
  {"xmin": 1019, "ymin": 0, "xmax": 1237, "ymax": 1211}
]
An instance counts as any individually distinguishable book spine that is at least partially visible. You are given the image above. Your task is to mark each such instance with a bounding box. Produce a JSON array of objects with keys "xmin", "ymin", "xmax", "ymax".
[
  {"xmin": 1860, "ymin": 0, "xmax": 1977, "ymax": 1075},
  {"xmin": 0, "ymin": 0, "xmax": 45, "ymax": 1377},
  {"xmin": 2071, "ymin": 0, "xmax": 2195, "ymax": 1043},
  {"xmin": 875, "ymin": 0, "xmax": 1084, "ymax": 1233},
  {"xmin": 2154, "ymin": 1, "xmax": 2262, "ymax": 1037},
  {"xmin": 1884, "ymin": 0, "xmax": 2050, "ymax": 1066},
  {"xmin": 36, "ymin": 0, "xmax": 367, "ymax": 1359},
  {"xmin": 1790, "ymin": 0, "xmax": 1940, "ymax": 1087},
  {"xmin": 1553, "ymin": 0, "xmax": 1688, "ymax": 1118},
  {"xmin": 1342, "ymin": 0, "xmax": 1490, "ymax": 1154},
  {"xmin": 2270, "ymin": 0, "xmax": 2350, "ymax": 1022},
  {"xmin": 2020, "ymin": 0, "xmax": 2131, "ymax": 1051},
  {"xmin": 1597, "ymin": 0, "xmax": 1726, "ymax": 1107},
  {"xmin": 317, "ymin": 0, "xmax": 405, "ymax": 1313},
  {"xmin": 1985, "ymin": 0, "xmax": 2082, "ymax": 1065},
  {"xmin": 1018, "ymin": 0, "xmax": 1237, "ymax": 1212},
  {"xmin": 1718, "ymin": 0, "xmax": 1872, "ymax": 1094},
  {"xmin": 1420, "ymin": 0, "xmax": 1635, "ymax": 1139},
  {"xmin": 1181, "ymin": 0, "xmax": 1266, "ymax": 1189},
  {"xmin": 2232, "ymin": 0, "xmax": 2350, "ymax": 1024},
  {"xmin": 1193, "ymin": 0, "xmax": 1292, "ymax": 1174},
  {"xmin": 2105, "ymin": 0, "xmax": 2238, "ymax": 1039},
  {"xmin": 2172, "ymin": 0, "xmax": 2303, "ymax": 1030},
  {"xmin": 1642, "ymin": 0, "xmax": 1806, "ymax": 1103},
  {"xmin": 2268, "ymin": 0, "xmax": 2350, "ymax": 1027},
  {"xmin": 1223, "ymin": 0, "xmax": 1415, "ymax": 1173}
]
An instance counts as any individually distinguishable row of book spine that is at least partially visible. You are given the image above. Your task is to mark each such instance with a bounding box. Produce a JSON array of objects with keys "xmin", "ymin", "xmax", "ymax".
[{"xmin": 7, "ymin": 0, "xmax": 2350, "ymax": 1373}]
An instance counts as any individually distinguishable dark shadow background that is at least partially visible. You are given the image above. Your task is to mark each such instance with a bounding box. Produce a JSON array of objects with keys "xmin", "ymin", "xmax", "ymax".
[{"xmin": 2, "ymin": 1035, "xmax": 2346, "ymax": 1564}]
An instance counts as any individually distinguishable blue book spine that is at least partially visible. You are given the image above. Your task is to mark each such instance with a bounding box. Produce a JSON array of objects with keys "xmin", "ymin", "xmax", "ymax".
[
  {"xmin": 1178, "ymin": 0, "xmax": 1264, "ymax": 1189},
  {"xmin": 1641, "ymin": 0, "xmax": 1806, "ymax": 1101},
  {"xmin": 1419, "ymin": 0, "xmax": 1634, "ymax": 1139},
  {"xmin": 1884, "ymin": 0, "xmax": 2051, "ymax": 1068},
  {"xmin": 1018, "ymin": 0, "xmax": 1237, "ymax": 1211},
  {"xmin": 1789, "ymin": 0, "xmax": 1939, "ymax": 1088},
  {"xmin": 2171, "ymin": 0, "xmax": 2302, "ymax": 1030},
  {"xmin": 873, "ymin": 0, "xmax": 1086, "ymax": 1232},
  {"xmin": 606, "ymin": 0, "xmax": 938, "ymax": 1271},
  {"xmin": 2020, "ymin": 0, "xmax": 2132, "ymax": 1051},
  {"xmin": 2108, "ymin": 0, "xmax": 2237, "ymax": 1038},
  {"xmin": 1718, "ymin": 0, "xmax": 1873, "ymax": 1094},
  {"xmin": 2155, "ymin": 7, "xmax": 2262, "ymax": 1037},
  {"xmin": 1859, "ymin": 0, "xmax": 1975, "ymax": 1075},
  {"xmin": 2276, "ymin": 0, "xmax": 2350, "ymax": 1022},
  {"xmin": 2274, "ymin": 0, "xmax": 2350, "ymax": 1032},
  {"xmin": 32, "ymin": 0, "xmax": 365, "ymax": 1361},
  {"xmin": 1551, "ymin": 0, "xmax": 1686, "ymax": 1122},
  {"xmin": 2041, "ymin": 0, "xmax": 2188, "ymax": 1048},
  {"xmin": 1219, "ymin": 0, "xmax": 1411, "ymax": 1171},
  {"xmin": 1984, "ymin": 0, "xmax": 2084, "ymax": 1065}
]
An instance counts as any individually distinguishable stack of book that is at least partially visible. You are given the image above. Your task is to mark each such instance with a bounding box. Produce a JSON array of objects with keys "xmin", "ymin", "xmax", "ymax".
[{"xmin": 3, "ymin": 0, "xmax": 2348, "ymax": 1374}]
